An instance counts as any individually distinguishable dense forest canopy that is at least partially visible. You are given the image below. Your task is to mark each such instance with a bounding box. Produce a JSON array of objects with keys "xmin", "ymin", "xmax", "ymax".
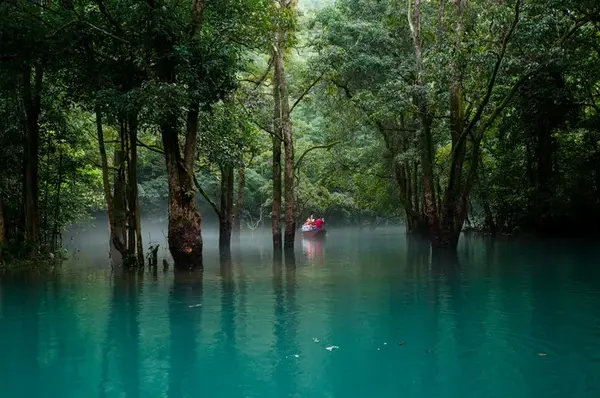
[{"xmin": 0, "ymin": 0, "xmax": 599, "ymax": 267}]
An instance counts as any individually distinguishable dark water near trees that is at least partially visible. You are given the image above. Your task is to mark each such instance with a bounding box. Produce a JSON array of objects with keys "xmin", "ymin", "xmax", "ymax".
[{"xmin": 1, "ymin": 228, "xmax": 600, "ymax": 397}]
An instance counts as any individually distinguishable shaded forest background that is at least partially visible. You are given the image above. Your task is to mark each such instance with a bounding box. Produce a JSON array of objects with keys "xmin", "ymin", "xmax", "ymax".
[{"xmin": 1, "ymin": 0, "xmax": 599, "ymax": 267}]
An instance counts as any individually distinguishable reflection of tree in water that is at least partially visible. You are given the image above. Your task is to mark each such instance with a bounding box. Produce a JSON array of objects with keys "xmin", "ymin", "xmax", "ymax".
[
  {"xmin": 99, "ymin": 270, "xmax": 142, "ymax": 398},
  {"xmin": 271, "ymin": 249, "xmax": 298, "ymax": 397},
  {"xmin": 218, "ymin": 248, "xmax": 240, "ymax": 395},
  {"xmin": 167, "ymin": 269, "xmax": 203, "ymax": 398},
  {"xmin": 0, "ymin": 275, "xmax": 42, "ymax": 397}
]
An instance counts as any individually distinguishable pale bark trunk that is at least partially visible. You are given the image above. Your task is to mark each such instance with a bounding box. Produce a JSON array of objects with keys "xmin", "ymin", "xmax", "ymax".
[
  {"xmin": 128, "ymin": 112, "xmax": 144, "ymax": 266},
  {"xmin": 233, "ymin": 167, "xmax": 245, "ymax": 237},
  {"xmin": 114, "ymin": 133, "xmax": 127, "ymax": 249},
  {"xmin": 219, "ymin": 165, "xmax": 235, "ymax": 247},
  {"xmin": 95, "ymin": 105, "xmax": 127, "ymax": 256}
]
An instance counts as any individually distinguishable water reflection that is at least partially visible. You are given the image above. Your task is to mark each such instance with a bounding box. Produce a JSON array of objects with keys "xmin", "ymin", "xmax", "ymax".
[
  {"xmin": 1, "ymin": 230, "xmax": 600, "ymax": 398},
  {"xmin": 99, "ymin": 271, "xmax": 142, "ymax": 398},
  {"xmin": 302, "ymin": 238, "xmax": 324, "ymax": 266},
  {"xmin": 168, "ymin": 270, "xmax": 203, "ymax": 398},
  {"xmin": 0, "ymin": 275, "xmax": 42, "ymax": 397},
  {"xmin": 270, "ymin": 249, "xmax": 299, "ymax": 396}
]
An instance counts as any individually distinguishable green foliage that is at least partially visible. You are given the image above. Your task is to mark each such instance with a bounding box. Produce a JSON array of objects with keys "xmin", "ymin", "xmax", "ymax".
[{"xmin": 2, "ymin": 0, "xmax": 600, "ymax": 259}]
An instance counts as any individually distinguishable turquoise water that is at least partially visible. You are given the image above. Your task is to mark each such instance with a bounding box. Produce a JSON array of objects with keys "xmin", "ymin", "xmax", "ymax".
[{"xmin": 1, "ymin": 229, "xmax": 600, "ymax": 397}]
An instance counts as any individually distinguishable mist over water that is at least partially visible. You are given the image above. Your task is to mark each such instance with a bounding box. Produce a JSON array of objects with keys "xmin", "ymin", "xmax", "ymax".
[{"xmin": 2, "ymin": 225, "xmax": 600, "ymax": 397}]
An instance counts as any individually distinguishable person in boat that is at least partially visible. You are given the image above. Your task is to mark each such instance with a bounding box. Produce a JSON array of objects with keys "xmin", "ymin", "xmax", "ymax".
[
  {"xmin": 315, "ymin": 217, "xmax": 324, "ymax": 230},
  {"xmin": 301, "ymin": 215, "xmax": 317, "ymax": 231}
]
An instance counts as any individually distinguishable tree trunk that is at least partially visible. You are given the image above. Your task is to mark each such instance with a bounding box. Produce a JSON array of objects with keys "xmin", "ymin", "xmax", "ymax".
[
  {"xmin": 161, "ymin": 107, "xmax": 203, "ymax": 270},
  {"xmin": 114, "ymin": 138, "xmax": 127, "ymax": 250},
  {"xmin": 128, "ymin": 112, "xmax": 144, "ymax": 266},
  {"xmin": 219, "ymin": 165, "xmax": 235, "ymax": 248},
  {"xmin": 95, "ymin": 105, "xmax": 127, "ymax": 257},
  {"xmin": 483, "ymin": 200, "xmax": 497, "ymax": 237},
  {"xmin": 274, "ymin": 32, "xmax": 296, "ymax": 249},
  {"xmin": 0, "ymin": 194, "xmax": 5, "ymax": 264},
  {"xmin": 22, "ymin": 63, "xmax": 43, "ymax": 257},
  {"xmin": 149, "ymin": 0, "xmax": 206, "ymax": 270},
  {"xmin": 436, "ymin": 0, "xmax": 468, "ymax": 250},
  {"xmin": 50, "ymin": 153, "xmax": 63, "ymax": 252},
  {"xmin": 410, "ymin": 0, "xmax": 440, "ymax": 245},
  {"xmin": 272, "ymin": 49, "xmax": 283, "ymax": 250},
  {"xmin": 233, "ymin": 167, "xmax": 245, "ymax": 237},
  {"xmin": 42, "ymin": 145, "xmax": 51, "ymax": 245}
]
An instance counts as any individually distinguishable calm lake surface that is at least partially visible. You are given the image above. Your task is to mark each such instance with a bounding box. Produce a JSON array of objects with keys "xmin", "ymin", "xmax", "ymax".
[{"xmin": 1, "ymin": 227, "xmax": 600, "ymax": 397}]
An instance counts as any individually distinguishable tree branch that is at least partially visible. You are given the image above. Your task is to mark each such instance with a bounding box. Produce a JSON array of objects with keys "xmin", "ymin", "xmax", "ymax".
[
  {"xmin": 294, "ymin": 141, "xmax": 341, "ymax": 171},
  {"xmin": 137, "ymin": 139, "xmax": 164, "ymax": 155},
  {"xmin": 84, "ymin": 21, "xmax": 130, "ymax": 44},
  {"xmin": 254, "ymin": 56, "xmax": 274, "ymax": 88},
  {"xmin": 290, "ymin": 72, "xmax": 324, "ymax": 113},
  {"xmin": 236, "ymin": 98, "xmax": 281, "ymax": 139},
  {"xmin": 192, "ymin": 173, "xmax": 221, "ymax": 218},
  {"xmin": 463, "ymin": 0, "xmax": 522, "ymax": 141},
  {"xmin": 96, "ymin": 0, "xmax": 125, "ymax": 36}
]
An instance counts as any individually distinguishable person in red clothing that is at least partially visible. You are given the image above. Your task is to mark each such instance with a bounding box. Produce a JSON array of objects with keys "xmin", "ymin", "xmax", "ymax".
[{"xmin": 314, "ymin": 217, "xmax": 324, "ymax": 230}]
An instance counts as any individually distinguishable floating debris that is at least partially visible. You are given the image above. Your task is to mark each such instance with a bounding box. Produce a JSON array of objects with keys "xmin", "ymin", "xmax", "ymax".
[
  {"xmin": 377, "ymin": 348, "xmax": 380, "ymax": 351},
  {"xmin": 313, "ymin": 338, "xmax": 320, "ymax": 343},
  {"xmin": 384, "ymin": 343, "xmax": 388, "ymax": 345},
  {"xmin": 398, "ymin": 341, "xmax": 406, "ymax": 346},
  {"xmin": 188, "ymin": 304, "xmax": 202, "ymax": 308},
  {"xmin": 326, "ymin": 346, "xmax": 339, "ymax": 351},
  {"xmin": 425, "ymin": 349, "xmax": 433, "ymax": 354},
  {"xmin": 294, "ymin": 354, "xmax": 300, "ymax": 358},
  {"xmin": 538, "ymin": 353, "xmax": 548, "ymax": 357}
]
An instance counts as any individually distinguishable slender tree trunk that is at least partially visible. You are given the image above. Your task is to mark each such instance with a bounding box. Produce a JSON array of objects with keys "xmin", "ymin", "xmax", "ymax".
[
  {"xmin": 233, "ymin": 167, "xmax": 245, "ymax": 237},
  {"xmin": 23, "ymin": 63, "xmax": 43, "ymax": 257},
  {"xmin": 51, "ymin": 153, "xmax": 63, "ymax": 252},
  {"xmin": 114, "ymin": 133, "xmax": 127, "ymax": 250},
  {"xmin": 483, "ymin": 200, "xmax": 497, "ymax": 237},
  {"xmin": 123, "ymin": 119, "xmax": 136, "ymax": 257},
  {"xmin": 274, "ymin": 32, "xmax": 296, "ymax": 249},
  {"xmin": 42, "ymin": 145, "xmax": 51, "ymax": 245},
  {"xmin": 0, "ymin": 194, "xmax": 5, "ymax": 264},
  {"xmin": 128, "ymin": 112, "xmax": 144, "ymax": 266},
  {"xmin": 412, "ymin": 161, "xmax": 420, "ymax": 214},
  {"xmin": 95, "ymin": 105, "xmax": 126, "ymax": 257},
  {"xmin": 219, "ymin": 165, "xmax": 235, "ymax": 248},
  {"xmin": 272, "ymin": 50, "xmax": 283, "ymax": 250}
]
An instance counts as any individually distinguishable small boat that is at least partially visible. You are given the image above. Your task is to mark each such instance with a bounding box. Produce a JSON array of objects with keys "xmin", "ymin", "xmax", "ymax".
[{"xmin": 301, "ymin": 229, "xmax": 327, "ymax": 240}]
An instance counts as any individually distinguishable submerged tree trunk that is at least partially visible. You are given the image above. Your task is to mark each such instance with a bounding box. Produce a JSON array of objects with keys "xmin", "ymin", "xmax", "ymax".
[
  {"xmin": 274, "ymin": 31, "xmax": 296, "ymax": 249},
  {"xmin": 128, "ymin": 112, "xmax": 144, "ymax": 266},
  {"xmin": 95, "ymin": 106, "xmax": 127, "ymax": 257},
  {"xmin": 233, "ymin": 167, "xmax": 245, "ymax": 238},
  {"xmin": 148, "ymin": 0, "xmax": 205, "ymax": 270},
  {"xmin": 219, "ymin": 165, "xmax": 235, "ymax": 248},
  {"xmin": 272, "ymin": 55, "xmax": 283, "ymax": 250},
  {"xmin": 22, "ymin": 63, "xmax": 43, "ymax": 257},
  {"xmin": 410, "ymin": 0, "xmax": 439, "ymax": 245},
  {"xmin": 50, "ymin": 153, "xmax": 63, "ymax": 252},
  {"xmin": 161, "ymin": 107, "xmax": 203, "ymax": 270}
]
